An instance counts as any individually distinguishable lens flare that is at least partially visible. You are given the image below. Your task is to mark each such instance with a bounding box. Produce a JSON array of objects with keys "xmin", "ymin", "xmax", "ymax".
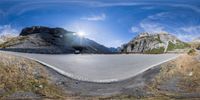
[{"xmin": 77, "ymin": 31, "xmax": 85, "ymax": 37}]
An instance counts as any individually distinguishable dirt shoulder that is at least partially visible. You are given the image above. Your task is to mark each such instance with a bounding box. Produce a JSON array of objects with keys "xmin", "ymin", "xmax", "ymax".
[
  {"xmin": 145, "ymin": 52, "xmax": 200, "ymax": 99},
  {"xmin": 0, "ymin": 52, "xmax": 65, "ymax": 99}
]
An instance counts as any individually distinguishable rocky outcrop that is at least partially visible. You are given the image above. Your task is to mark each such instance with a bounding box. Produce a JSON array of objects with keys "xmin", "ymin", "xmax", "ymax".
[
  {"xmin": 121, "ymin": 32, "xmax": 189, "ymax": 54},
  {"xmin": 0, "ymin": 26, "xmax": 112, "ymax": 54}
]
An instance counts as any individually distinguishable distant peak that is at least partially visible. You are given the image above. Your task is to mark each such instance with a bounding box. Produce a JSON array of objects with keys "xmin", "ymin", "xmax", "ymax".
[{"xmin": 193, "ymin": 37, "xmax": 200, "ymax": 42}]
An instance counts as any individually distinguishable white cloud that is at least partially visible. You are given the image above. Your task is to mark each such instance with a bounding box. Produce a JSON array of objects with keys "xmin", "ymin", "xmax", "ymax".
[
  {"xmin": 176, "ymin": 34, "xmax": 194, "ymax": 41},
  {"xmin": 81, "ymin": 13, "xmax": 106, "ymax": 21},
  {"xmin": 180, "ymin": 26, "xmax": 200, "ymax": 34},
  {"xmin": 7, "ymin": 1, "xmax": 96, "ymax": 15},
  {"xmin": 174, "ymin": 25, "xmax": 200, "ymax": 41},
  {"xmin": 140, "ymin": 22, "xmax": 166, "ymax": 33},
  {"xmin": 132, "ymin": 21, "xmax": 199, "ymax": 41},
  {"xmin": 4, "ymin": 1, "xmax": 200, "ymax": 17},
  {"xmin": 0, "ymin": 25, "xmax": 18, "ymax": 36},
  {"xmin": 147, "ymin": 12, "xmax": 170, "ymax": 20},
  {"xmin": 138, "ymin": 12, "xmax": 200, "ymax": 41},
  {"xmin": 130, "ymin": 12, "xmax": 168, "ymax": 34},
  {"xmin": 130, "ymin": 26, "xmax": 140, "ymax": 33},
  {"xmin": 132, "ymin": 12, "xmax": 199, "ymax": 41},
  {"xmin": 94, "ymin": 2, "xmax": 200, "ymax": 13}
]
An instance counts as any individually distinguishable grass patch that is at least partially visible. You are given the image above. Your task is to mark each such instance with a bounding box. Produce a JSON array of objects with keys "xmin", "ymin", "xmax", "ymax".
[
  {"xmin": 0, "ymin": 53, "xmax": 64, "ymax": 99},
  {"xmin": 145, "ymin": 47, "xmax": 165, "ymax": 54},
  {"xmin": 167, "ymin": 41, "xmax": 190, "ymax": 51}
]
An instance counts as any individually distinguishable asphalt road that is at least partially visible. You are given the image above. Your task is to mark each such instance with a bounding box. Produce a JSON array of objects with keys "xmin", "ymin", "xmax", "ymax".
[{"xmin": 0, "ymin": 51, "xmax": 179, "ymax": 82}]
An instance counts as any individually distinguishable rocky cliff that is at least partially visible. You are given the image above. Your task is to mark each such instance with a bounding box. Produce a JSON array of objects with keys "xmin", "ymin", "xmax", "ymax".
[
  {"xmin": 121, "ymin": 32, "xmax": 189, "ymax": 54},
  {"xmin": 0, "ymin": 26, "xmax": 112, "ymax": 54}
]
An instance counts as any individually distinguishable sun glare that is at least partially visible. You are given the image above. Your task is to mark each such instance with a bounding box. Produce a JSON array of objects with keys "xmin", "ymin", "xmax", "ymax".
[{"xmin": 77, "ymin": 31, "xmax": 86, "ymax": 37}]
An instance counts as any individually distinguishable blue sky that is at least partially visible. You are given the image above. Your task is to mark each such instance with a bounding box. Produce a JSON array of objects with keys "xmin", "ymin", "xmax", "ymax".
[{"xmin": 0, "ymin": 0, "xmax": 200, "ymax": 47}]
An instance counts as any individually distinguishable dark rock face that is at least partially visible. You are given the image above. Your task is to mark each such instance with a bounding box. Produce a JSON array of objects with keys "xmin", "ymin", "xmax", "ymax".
[
  {"xmin": 20, "ymin": 26, "xmax": 73, "ymax": 36},
  {"xmin": 3, "ymin": 26, "xmax": 111, "ymax": 54}
]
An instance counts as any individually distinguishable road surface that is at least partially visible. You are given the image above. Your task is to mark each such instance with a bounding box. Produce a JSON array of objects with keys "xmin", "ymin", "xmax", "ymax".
[{"xmin": 0, "ymin": 51, "xmax": 179, "ymax": 82}]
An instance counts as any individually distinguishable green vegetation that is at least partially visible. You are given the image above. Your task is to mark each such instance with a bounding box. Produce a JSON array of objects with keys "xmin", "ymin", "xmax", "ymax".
[
  {"xmin": 145, "ymin": 47, "xmax": 165, "ymax": 54},
  {"xmin": 0, "ymin": 53, "xmax": 64, "ymax": 99},
  {"xmin": 187, "ymin": 49, "xmax": 197, "ymax": 56},
  {"xmin": 167, "ymin": 41, "xmax": 190, "ymax": 51},
  {"xmin": 155, "ymin": 35, "xmax": 162, "ymax": 43}
]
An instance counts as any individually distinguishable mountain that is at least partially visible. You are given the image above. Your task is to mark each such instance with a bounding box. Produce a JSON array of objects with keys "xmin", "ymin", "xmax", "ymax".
[
  {"xmin": 193, "ymin": 37, "xmax": 200, "ymax": 43},
  {"xmin": 191, "ymin": 37, "xmax": 200, "ymax": 50},
  {"xmin": 0, "ymin": 26, "xmax": 112, "ymax": 54},
  {"xmin": 108, "ymin": 47, "xmax": 121, "ymax": 53},
  {"xmin": 121, "ymin": 32, "xmax": 190, "ymax": 54}
]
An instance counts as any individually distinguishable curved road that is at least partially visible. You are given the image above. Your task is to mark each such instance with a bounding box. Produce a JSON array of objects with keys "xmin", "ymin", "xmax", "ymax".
[{"xmin": 0, "ymin": 51, "xmax": 179, "ymax": 82}]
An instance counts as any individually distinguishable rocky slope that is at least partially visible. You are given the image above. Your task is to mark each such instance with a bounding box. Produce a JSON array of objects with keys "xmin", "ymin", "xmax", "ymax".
[
  {"xmin": 191, "ymin": 37, "xmax": 200, "ymax": 50},
  {"xmin": 0, "ymin": 26, "xmax": 111, "ymax": 54},
  {"xmin": 0, "ymin": 34, "xmax": 16, "ymax": 44},
  {"xmin": 121, "ymin": 32, "xmax": 189, "ymax": 54}
]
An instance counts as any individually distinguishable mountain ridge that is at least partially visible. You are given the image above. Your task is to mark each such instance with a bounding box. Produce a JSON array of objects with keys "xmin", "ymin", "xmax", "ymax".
[
  {"xmin": 0, "ymin": 26, "xmax": 112, "ymax": 54},
  {"xmin": 121, "ymin": 32, "xmax": 190, "ymax": 54}
]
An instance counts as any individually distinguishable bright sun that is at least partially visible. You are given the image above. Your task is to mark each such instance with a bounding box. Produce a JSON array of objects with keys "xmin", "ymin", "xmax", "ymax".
[{"xmin": 76, "ymin": 31, "xmax": 86, "ymax": 37}]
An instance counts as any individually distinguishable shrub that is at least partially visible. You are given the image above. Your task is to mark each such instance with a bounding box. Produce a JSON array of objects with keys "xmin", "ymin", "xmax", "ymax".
[
  {"xmin": 156, "ymin": 35, "xmax": 162, "ymax": 43},
  {"xmin": 187, "ymin": 49, "xmax": 197, "ymax": 56},
  {"xmin": 167, "ymin": 41, "xmax": 190, "ymax": 51},
  {"xmin": 145, "ymin": 47, "xmax": 165, "ymax": 54}
]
